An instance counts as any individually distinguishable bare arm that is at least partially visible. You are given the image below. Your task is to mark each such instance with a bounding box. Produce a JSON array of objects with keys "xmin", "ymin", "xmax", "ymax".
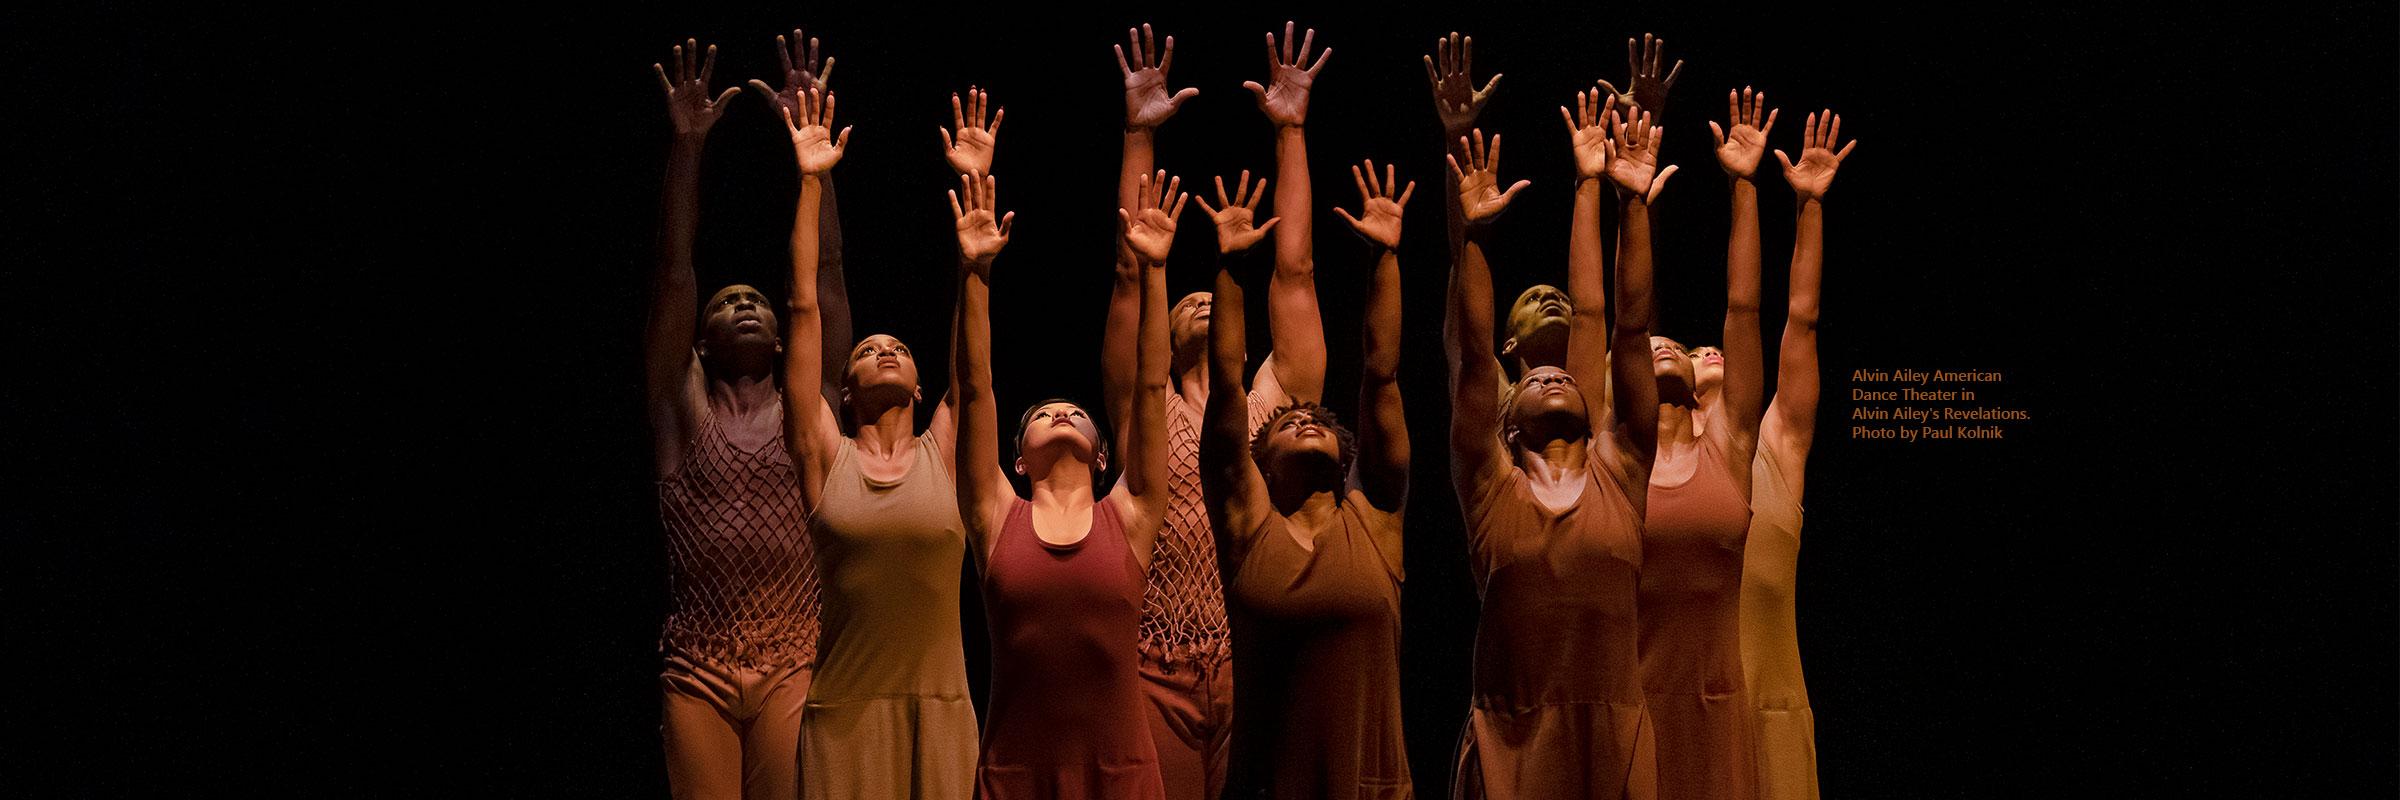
[
  {"xmin": 1602, "ymin": 109, "xmax": 1675, "ymax": 475},
  {"xmin": 927, "ymin": 90, "xmax": 1006, "ymax": 461},
  {"xmin": 1334, "ymin": 161, "xmax": 1415, "ymax": 511},
  {"xmin": 951, "ymin": 170, "xmax": 1021, "ymax": 562},
  {"xmin": 777, "ymin": 90, "xmax": 854, "ymax": 509},
  {"xmin": 1766, "ymin": 108, "xmax": 1856, "ymax": 499},
  {"xmin": 1200, "ymin": 244, "xmax": 1277, "ymax": 572},
  {"xmin": 1104, "ymin": 25, "xmax": 1193, "ymax": 447},
  {"xmin": 646, "ymin": 41, "xmax": 740, "ymax": 478},
  {"xmin": 748, "ymin": 31, "xmax": 854, "ymax": 412},
  {"xmin": 1561, "ymin": 91, "xmax": 1616, "ymax": 436},
  {"xmin": 1245, "ymin": 21, "xmax": 1331, "ymax": 406},
  {"xmin": 1713, "ymin": 88, "xmax": 1776, "ymax": 470},
  {"xmin": 1444, "ymin": 151, "xmax": 1511, "ymax": 503},
  {"xmin": 1115, "ymin": 172, "xmax": 1184, "ymax": 569}
]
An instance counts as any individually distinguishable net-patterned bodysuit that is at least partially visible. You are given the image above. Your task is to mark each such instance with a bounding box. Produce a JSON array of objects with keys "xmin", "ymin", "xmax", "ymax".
[{"xmin": 1139, "ymin": 389, "xmax": 1267, "ymax": 799}]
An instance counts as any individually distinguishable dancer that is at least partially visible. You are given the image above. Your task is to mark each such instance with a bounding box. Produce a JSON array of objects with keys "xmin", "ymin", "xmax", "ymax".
[
  {"xmin": 1444, "ymin": 95, "xmax": 1671, "ymax": 797},
  {"xmin": 953, "ymin": 169, "xmax": 1178, "ymax": 799},
  {"xmin": 1206, "ymin": 144, "xmax": 1414, "ymax": 797},
  {"xmin": 648, "ymin": 35, "xmax": 850, "ymax": 800},
  {"xmin": 1726, "ymin": 106, "xmax": 1853, "ymax": 800},
  {"xmin": 1641, "ymin": 83, "xmax": 1764, "ymax": 800},
  {"xmin": 1425, "ymin": 32, "xmax": 1569, "ymax": 391},
  {"xmin": 1099, "ymin": 22, "xmax": 1328, "ymax": 800},
  {"xmin": 778, "ymin": 84, "xmax": 978, "ymax": 800}
]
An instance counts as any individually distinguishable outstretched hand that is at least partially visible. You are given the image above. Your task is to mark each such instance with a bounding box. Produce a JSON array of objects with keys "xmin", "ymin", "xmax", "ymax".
[
  {"xmin": 1709, "ymin": 86, "xmax": 1777, "ymax": 179},
  {"xmin": 1194, "ymin": 170, "xmax": 1281, "ymax": 256},
  {"xmin": 780, "ymin": 88, "xmax": 851, "ymax": 175},
  {"xmin": 656, "ymin": 39, "xmax": 742, "ymax": 140},
  {"xmin": 1776, "ymin": 109, "xmax": 1857, "ymax": 202},
  {"xmin": 746, "ymin": 30, "xmax": 834, "ymax": 120},
  {"xmin": 940, "ymin": 87, "xmax": 1004, "ymax": 176},
  {"xmin": 950, "ymin": 170, "xmax": 1015, "ymax": 272},
  {"xmin": 1243, "ymin": 20, "xmax": 1330, "ymax": 127},
  {"xmin": 1335, "ymin": 159, "xmax": 1415, "ymax": 249},
  {"xmin": 1119, "ymin": 170, "xmax": 1187, "ymax": 265},
  {"xmin": 1424, "ymin": 31, "xmax": 1501, "ymax": 140},
  {"xmin": 1561, "ymin": 88, "xmax": 1617, "ymax": 180},
  {"xmin": 1448, "ymin": 128, "xmax": 1532, "ymax": 227},
  {"xmin": 1118, "ymin": 24, "xmax": 1199, "ymax": 129},
  {"xmin": 1594, "ymin": 33, "xmax": 1683, "ymax": 121},
  {"xmin": 1604, "ymin": 109, "xmax": 1678, "ymax": 203}
]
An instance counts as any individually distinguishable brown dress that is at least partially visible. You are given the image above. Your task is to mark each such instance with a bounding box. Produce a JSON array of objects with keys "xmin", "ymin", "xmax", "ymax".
[
  {"xmin": 1643, "ymin": 439, "xmax": 1758, "ymax": 800},
  {"xmin": 978, "ymin": 495, "xmax": 1165, "ymax": 799},
  {"xmin": 1451, "ymin": 465, "xmax": 1657, "ymax": 800},
  {"xmin": 1739, "ymin": 445, "xmax": 1818, "ymax": 800},
  {"xmin": 801, "ymin": 429, "xmax": 977, "ymax": 800},
  {"xmin": 1223, "ymin": 496, "xmax": 1412, "ymax": 799}
]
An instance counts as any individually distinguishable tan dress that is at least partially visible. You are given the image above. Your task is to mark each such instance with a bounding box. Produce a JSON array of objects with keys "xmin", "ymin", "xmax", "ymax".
[
  {"xmin": 801, "ymin": 429, "xmax": 977, "ymax": 800},
  {"xmin": 1643, "ymin": 439, "xmax": 1758, "ymax": 800},
  {"xmin": 1739, "ymin": 445, "xmax": 1817, "ymax": 800}
]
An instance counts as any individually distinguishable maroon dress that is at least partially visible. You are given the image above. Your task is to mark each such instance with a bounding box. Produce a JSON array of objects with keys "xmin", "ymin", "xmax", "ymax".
[
  {"xmin": 1642, "ymin": 440, "xmax": 1759, "ymax": 800},
  {"xmin": 977, "ymin": 495, "xmax": 1165, "ymax": 799}
]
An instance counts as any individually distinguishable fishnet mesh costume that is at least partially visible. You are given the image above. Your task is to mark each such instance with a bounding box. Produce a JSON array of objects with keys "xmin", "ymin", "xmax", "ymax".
[
  {"xmin": 1138, "ymin": 390, "xmax": 1270, "ymax": 662},
  {"xmin": 657, "ymin": 412, "xmax": 821, "ymax": 673}
]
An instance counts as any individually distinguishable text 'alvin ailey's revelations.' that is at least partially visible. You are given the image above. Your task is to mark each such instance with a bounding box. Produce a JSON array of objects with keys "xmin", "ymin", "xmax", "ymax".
[{"xmin": 1845, "ymin": 368, "xmax": 2027, "ymax": 442}]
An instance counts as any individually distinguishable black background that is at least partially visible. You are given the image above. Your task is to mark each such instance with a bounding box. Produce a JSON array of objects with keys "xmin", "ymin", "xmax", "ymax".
[{"xmin": 19, "ymin": 2, "xmax": 2396, "ymax": 797}]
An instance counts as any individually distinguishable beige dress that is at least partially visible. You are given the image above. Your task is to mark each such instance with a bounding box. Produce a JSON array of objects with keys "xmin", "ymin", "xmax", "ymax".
[
  {"xmin": 801, "ymin": 429, "xmax": 976, "ymax": 799},
  {"xmin": 1739, "ymin": 445, "xmax": 1818, "ymax": 800}
]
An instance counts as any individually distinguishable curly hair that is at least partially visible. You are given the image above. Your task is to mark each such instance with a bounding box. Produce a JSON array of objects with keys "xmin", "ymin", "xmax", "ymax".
[{"xmin": 1250, "ymin": 399, "xmax": 1357, "ymax": 487}]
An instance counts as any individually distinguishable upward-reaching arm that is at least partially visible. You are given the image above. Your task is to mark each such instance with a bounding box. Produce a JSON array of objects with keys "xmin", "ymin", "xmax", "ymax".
[
  {"xmin": 1105, "ymin": 25, "xmax": 1195, "ymax": 447},
  {"xmin": 926, "ymin": 88, "xmax": 1005, "ymax": 459},
  {"xmin": 1115, "ymin": 172, "xmax": 1184, "ymax": 570},
  {"xmin": 1561, "ymin": 90, "xmax": 1617, "ymax": 432},
  {"xmin": 1713, "ymin": 88, "xmax": 1776, "ymax": 473},
  {"xmin": 1595, "ymin": 33, "xmax": 1684, "ymax": 124},
  {"xmin": 951, "ymin": 171, "xmax": 1019, "ymax": 563},
  {"xmin": 1445, "ymin": 130, "xmax": 1527, "ymax": 501},
  {"xmin": 1602, "ymin": 110, "xmax": 1676, "ymax": 479},
  {"xmin": 646, "ymin": 40, "xmax": 740, "ymax": 478},
  {"xmin": 1199, "ymin": 224, "xmax": 1278, "ymax": 576},
  {"xmin": 777, "ymin": 89, "xmax": 854, "ymax": 510},
  {"xmin": 1334, "ymin": 160, "xmax": 1416, "ymax": 512},
  {"xmin": 1244, "ymin": 21, "xmax": 1331, "ymax": 406},
  {"xmin": 1767, "ymin": 109, "xmax": 1856, "ymax": 500},
  {"xmin": 748, "ymin": 31, "xmax": 853, "ymax": 412}
]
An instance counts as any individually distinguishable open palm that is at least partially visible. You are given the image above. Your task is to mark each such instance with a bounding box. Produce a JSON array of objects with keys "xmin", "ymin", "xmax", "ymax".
[
  {"xmin": 1777, "ymin": 109, "xmax": 1857, "ymax": 202},
  {"xmin": 951, "ymin": 171, "xmax": 1014, "ymax": 268},
  {"xmin": 1711, "ymin": 87, "xmax": 1777, "ymax": 179},
  {"xmin": 1195, "ymin": 170, "xmax": 1280, "ymax": 255},
  {"xmin": 1119, "ymin": 24, "xmax": 1198, "ymax": 129},
  {"xmin": 1562, "ymin": 88, "xmax": 1615, "ymax": 179},
  {"xmin": 1450, "ymin": 129, "xmax": 1530, "ymax": 226},
  {"xmin": 941, "ymin": 88, "xmax": 1002, "ymax": 176},
  {"xmin": 1121, "ymin": 171, "xmax": 1185, "ymax": 263},
  {"xmin": 1336, "ymin": 160, "xmax": 1414, "ymax": 249},
  {"xmin": 1244, "ymin": 21, "xmax": 1329, "ymax": 127}
]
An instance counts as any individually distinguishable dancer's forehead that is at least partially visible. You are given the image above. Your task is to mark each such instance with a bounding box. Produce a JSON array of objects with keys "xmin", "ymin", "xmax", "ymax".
[{"xmin": 707, "ymin": 284, "xmax": 771, "ymax": 307}]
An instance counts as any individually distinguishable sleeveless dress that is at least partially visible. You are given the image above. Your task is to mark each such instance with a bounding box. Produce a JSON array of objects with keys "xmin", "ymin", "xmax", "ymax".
[
  {"xmin": 1739, "ymin": 445, "xmax": 1818, "ymax": 800},
  {"xmin": 977, "ymin": 495, "xmax": 1165, "ymax": 799},
  {"xmin": 1452, "ymin": 464, "xmax": 1656, "ymax": 800},
  {"xmin": 1643, "ymin": 439, "xmax": 1758, "ymax": 800},
  {"xmin": 1223, "ymin": 496, "xmax": 1412, "ymax": 799},
  {"xmin": 802, "ymin": 429, "xmax": 977, "ymax": 800}
]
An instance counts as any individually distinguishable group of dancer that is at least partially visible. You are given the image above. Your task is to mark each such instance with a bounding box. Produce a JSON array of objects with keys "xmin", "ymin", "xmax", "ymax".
[{"xmin": 645, "ymin": 21, "xmax": 1852, "ymax": 800}]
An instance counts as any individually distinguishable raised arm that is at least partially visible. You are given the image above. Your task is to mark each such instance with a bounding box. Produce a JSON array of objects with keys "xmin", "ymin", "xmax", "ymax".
[
  {"xmin": 646, "ymin": 40, "xmax": 740, "ymax": 477},
  {"xmin": 1444, "ymin": 130, "xmax": 1527, "ymax": 500},
  {"xmin": 1334, "ymin": 160, "xmax": 1416, "ymax": 511},
  {"xmin": 1199, "ymin": 219, "xmax": 1279, "ymax": 572},
  {"xmin": 1115, "ymin": 171, "xmax": 1184, "ymax": 568},
  {"xmin": 1244, "ymin": 21, "xmax": 1331, "ymax": 406},
  {"xmin": 1603, "ymin": 109, "xmax": 1676, "ymax": 473},
  {"xmin": 778, "ymin": 89, "xmax": 854, "ymax": 509},
  {"xmin": 927, "ymin": 88, "xmax": 1005, "ymax": 458},
  {"xmin": 1105, "ymin": 25, "xmax": 1195, "ymax": 446},
  {"xmin": 951, "ymin": 170, "xmax": 1020, "ymax": 562},
  {"xmin": 1562, "ymin": 90, "xmax": 1616, "ymax": 429},
  {"xmin": 1425, "ymin": 31, "xmax": 1501, "ymax": 144},
  {"xmin": 1713, "ymin": 87, "xmax": 1776, "ymax": 463},
  {"xmin": 749, "ymin": 31, "xmax": 853, "ymax": 412},
  {"xmin": 1767, "ymin": 109, "xmax": 1855, "ymax": 497},
  {"xmin": 1595, "ymin": 33, "xmax": 1684, "ymax": 123}
]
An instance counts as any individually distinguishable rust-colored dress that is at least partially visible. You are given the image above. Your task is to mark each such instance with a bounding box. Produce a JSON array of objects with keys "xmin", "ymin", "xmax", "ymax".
[
  {"xmin": 978, "ymin": 495, "xmax": 1165, "ymax": 799},
  {"xmin": 1451, "ymin": 465, "xmax": 1657, "ymax": 800},
  {"xmin": 802, "ymin": 430, "xmax": 977, "ymax": 800},
  {"xmin": 1739, "ymin": 445, "xmax": 1818, "ymax": 800},
  {"xmin": 1223, "ymin": 496, "xmax": 1412, "ymax": 799},
  {"xmin": 1643, "ymin": 438, "xmax": 1758, "ymax": 800}
]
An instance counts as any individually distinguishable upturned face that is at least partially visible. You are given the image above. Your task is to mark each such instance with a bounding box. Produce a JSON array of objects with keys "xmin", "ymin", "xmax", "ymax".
[
  {"xmin": 1504, "ymin": 284, "xmax": 1572, "ymax": 362},
  {"xmin": 844, "ymin": 333, "xmax": 920, "ymax": 406},
  {"xmin": 1258, "ymin": 405, "xmax": 1343, "ymax": 472},
  {"xmin": 699, "ymin": 284, "xmax": 782, "ymax": 361},
  {"xmin": 1509, "ymin": 366, "xmax": 1589, "ymax": 444},
  {"xmin": 1651, "ymin": 336, "xmax": 1695, "ymax": 390},
  {"xmin": 1170, "ymin": 291, "xmax": 1212, "ymax": 357},
  {"xmin": 1017, "ymin": 401, "xmax": 1104, "ymax": 474},
  {"xmin": 1691, "ymin": 345, "xmax": 1724, "ymax": 396}
]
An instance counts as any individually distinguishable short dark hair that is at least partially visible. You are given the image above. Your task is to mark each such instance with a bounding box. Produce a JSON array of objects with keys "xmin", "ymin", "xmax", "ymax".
[
  {"xmin": 1250, "ymin": 400, "xmax": 1357, "ymax": 485},
  {"xmin": 1016, "ymin": 397, "xmax": 1111, "ymax": 480}
]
